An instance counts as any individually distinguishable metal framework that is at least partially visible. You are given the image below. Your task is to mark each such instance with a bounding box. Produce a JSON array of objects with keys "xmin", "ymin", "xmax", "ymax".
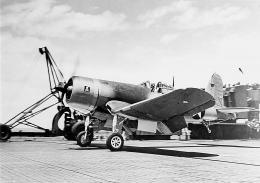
[{"xmin": 4, "ymin": 47, "xmax": 65, "ymax": 131}]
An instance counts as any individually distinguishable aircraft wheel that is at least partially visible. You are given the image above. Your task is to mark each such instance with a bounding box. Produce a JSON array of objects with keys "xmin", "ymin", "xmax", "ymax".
[
  {"xmin": 63, "ymin": 125, "xmax": 76, "ymax": 140},
  {"xmin": 76, "ymin": 131, "xmax": 93, "ymax": 147},
  {"xmin": 0, "ymin": 124, "xmax": 11, "ymax": 141},
  {"xmin": 106, "ymin": 133, "xmax": 124, "ymax": 151},
  {"xmin": 71, "ymin": 121, "xmax": 85, "ymax": 138}
]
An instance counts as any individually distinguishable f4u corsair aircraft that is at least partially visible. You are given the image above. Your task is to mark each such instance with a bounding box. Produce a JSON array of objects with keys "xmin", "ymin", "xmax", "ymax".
[{"xmin": 0, "ymin": 47, "xmax": 215, "ymax": 151}]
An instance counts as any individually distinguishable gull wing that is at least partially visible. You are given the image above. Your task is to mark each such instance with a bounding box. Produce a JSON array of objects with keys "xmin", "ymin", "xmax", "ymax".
[{"xmin": 109, "ymin": 88, "xmax": 215, "ymax": 121}]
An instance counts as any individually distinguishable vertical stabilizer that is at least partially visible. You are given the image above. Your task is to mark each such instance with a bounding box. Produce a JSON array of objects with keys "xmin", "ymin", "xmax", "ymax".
[{"xmin": 206, "ymin": 73, "xmax": 224, "ymax": 108}]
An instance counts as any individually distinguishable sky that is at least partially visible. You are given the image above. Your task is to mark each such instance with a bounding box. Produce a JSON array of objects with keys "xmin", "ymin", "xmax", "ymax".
[{"xmin": 1, "ymin": 0, "xmax": 260, "ymax": 129}]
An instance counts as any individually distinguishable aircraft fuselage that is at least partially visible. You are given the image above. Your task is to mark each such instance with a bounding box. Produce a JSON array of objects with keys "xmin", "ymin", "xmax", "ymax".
[{"xmin": 65, "ymin": 76, "xmax": 151, "ymax": 113}]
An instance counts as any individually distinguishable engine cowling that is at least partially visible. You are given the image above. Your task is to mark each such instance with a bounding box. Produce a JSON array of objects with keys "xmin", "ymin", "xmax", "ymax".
[{"xmin": 65, "ymin": 76, "xmax": 103, "ymax": 113}]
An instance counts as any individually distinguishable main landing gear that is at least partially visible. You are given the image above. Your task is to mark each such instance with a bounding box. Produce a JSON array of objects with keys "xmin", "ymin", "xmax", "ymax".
[{"xmin": 76, "ymin": 114, "xmax": 127, "ymax": 151}]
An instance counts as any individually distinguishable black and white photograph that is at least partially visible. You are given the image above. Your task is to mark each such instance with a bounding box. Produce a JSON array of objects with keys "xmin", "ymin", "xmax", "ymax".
[{"xmin": 1, "ymin": 0, "xmax": 260, "ymax": 182}]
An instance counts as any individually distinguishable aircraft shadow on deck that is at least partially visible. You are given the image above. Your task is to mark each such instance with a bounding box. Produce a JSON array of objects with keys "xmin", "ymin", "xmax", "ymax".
[
  {"xmin": 69, "ymin": 144, "xmax": 218, "ymax": 158},
  {"xmin": 66, "ymin": 143, "xmax": 260, "ymax": 167}
]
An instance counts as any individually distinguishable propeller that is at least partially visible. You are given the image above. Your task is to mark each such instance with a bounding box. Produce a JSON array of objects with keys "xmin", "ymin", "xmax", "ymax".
[
  {"xmin": 70, "ymin": 55, "xmax": 80, "ymax": 77},
  {"xmin": 64, "ymin": 78, "xmax": 73, "ymax": 100},
  {"xmin": 58, "ymin": 56, "xmax": 80, "ymax": 102}
]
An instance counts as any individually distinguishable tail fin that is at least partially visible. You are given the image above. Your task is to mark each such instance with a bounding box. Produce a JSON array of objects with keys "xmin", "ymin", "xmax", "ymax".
[{"xmin": 205, "ymin": 73, "xmax": 224, "ymax": 108}]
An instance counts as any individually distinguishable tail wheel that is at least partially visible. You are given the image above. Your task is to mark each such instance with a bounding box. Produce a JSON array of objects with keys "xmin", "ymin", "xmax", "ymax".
[
  {"xmin": 76, "ymin": 131, "xmax": 93, "ymax": 147},
  {"xmin": 106, "ymin": 133, "xmax": 124, "ymax": 151},
  {"xmin": 0, "ymin": 124, "xmax": 11, "ymax": 141}
]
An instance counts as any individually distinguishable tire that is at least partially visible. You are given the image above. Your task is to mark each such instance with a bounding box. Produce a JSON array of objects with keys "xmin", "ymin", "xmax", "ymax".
[
  {"xmin": 76, "ymin": 131, "xmax": 93, "ymax": 147},
  {"xmin": 0, "ymin": 124, "xmax": 11, "ymax": 141},
  {"xmin": 63, "ymin": 124, "xmax": 76, "ymax": 141},
  {"xmin": 71, "ymin": 121, "xmax": 85, "ymax": 138},
  {"xmin": 106, "ymin": 133, "xmax": 124, "ymax": 151}
]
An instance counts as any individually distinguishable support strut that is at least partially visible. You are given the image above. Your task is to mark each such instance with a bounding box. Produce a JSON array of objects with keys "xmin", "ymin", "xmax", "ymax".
[{"xmin": 3, "ymin": 92, "xmax": 60, "ymax": 130}]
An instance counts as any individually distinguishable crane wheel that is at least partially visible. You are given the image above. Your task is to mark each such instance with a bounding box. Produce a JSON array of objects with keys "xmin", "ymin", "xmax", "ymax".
[{"xmin": 0, "ymin": 124, "xmax": 11, "ymax": 141}]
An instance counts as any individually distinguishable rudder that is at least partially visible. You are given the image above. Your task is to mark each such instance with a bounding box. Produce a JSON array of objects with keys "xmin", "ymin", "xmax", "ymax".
[{"xmin": 206, "ymin": 73, "xmax": 224, "ymax": 108}]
